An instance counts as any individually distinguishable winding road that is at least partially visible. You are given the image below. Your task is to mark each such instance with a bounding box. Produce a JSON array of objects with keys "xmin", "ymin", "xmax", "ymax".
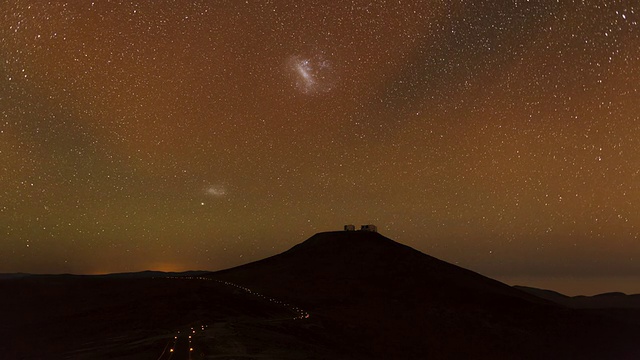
[{"xmin": 154, "ymin": 276, "xmax": 310, "ymax": 359}]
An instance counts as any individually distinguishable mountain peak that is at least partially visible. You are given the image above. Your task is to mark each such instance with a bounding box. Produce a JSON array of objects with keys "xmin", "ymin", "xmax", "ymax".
[
  {"xmin": 286, "ymin": 230, "xmax": 413, "ymax": 260},
  {"xmin": 211, "ymin": 230, "xmax": 543, "ymax": 307}
]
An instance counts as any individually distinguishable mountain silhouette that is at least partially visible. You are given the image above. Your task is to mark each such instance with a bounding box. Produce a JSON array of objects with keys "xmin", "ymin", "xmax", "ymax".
[
  {"xmin": 208, "ymin": 231, "xmax": 640, "ymax": 359},
  {"xmin": 4, "ymin": 231, "xmax": 640, "ymax": 359},
  {"xmin": 515, "ymin": 285, "xmax": 640, "ymax": 309}
]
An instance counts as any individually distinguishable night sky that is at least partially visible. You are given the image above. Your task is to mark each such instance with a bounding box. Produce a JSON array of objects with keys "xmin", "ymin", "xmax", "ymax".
[{"xmin": 1, "ymin": 1, "xmax": 639, "ymax": 295}]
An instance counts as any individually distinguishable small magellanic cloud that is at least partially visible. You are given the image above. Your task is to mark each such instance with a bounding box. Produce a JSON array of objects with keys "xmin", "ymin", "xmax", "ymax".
[{"xmin": 205, "ymin": 185, "xmax": 226, "ymax": 197}]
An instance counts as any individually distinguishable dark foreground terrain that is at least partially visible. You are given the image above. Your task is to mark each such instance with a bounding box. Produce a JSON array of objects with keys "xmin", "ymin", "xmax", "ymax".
[
  {"xmin": 2, "ymin": 231, "xmax": 640, "ymax": 359},
  {"xmin": 0, "ymin": 274, "xmax": 333, "ymax": 359}
]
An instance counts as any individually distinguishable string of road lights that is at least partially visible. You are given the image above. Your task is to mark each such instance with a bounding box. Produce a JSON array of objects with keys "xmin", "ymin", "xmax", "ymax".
[
  {"xmin": 157, "ymin": 324, "xmax": 207, "ymax": 360},
  {"xmin": 166, "ymin": 276, "xmax": 310, "ymax": 320},
  {"xmin": 155, "ymin": 276, "xmax": 309, "ymax": 358}
]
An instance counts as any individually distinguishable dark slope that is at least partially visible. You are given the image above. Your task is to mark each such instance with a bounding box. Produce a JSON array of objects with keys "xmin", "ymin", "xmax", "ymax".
[
  {"xmin": 208, "ymin": 231, "xmax": 640, "ymax": 359},
  {"xmin": 0, "ymin": 275, "xmax": 328, "ymax": 359}
]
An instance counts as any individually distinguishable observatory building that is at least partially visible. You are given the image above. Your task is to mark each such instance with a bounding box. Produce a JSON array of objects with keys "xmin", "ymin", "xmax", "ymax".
[
  {"xmin": 360, "ymin": 224, "xmax": 377, "ymax": 232},
  {"xmin": 343, "ymin": 224, "xmax": 378, "ymax": 233}
]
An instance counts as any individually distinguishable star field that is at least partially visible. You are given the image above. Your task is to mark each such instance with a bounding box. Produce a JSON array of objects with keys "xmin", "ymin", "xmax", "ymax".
[{"xmin": 1, "ymin": 1, "xmax": 639, "ymax": 295}]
